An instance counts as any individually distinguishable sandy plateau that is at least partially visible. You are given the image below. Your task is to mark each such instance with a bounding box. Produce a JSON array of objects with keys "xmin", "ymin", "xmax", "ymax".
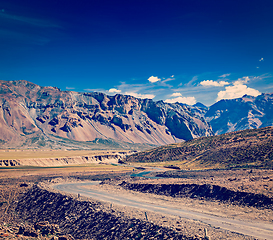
[{"xmin": 0, "ymin": 149, "xmax": 132, "ymax": 167}]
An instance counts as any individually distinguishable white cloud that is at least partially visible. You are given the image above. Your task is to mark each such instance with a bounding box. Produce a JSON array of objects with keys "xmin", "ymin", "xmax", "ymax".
[
  {"xmin": 216, "ymin": 79, "xmax": 261, "ymax": 102},
  {"xmin": 125, "ymin": 92, "xmax": 155, "ymax": 99},
  {"xmin": 170, "ymin": 92, "xmax": 182, "ymax": 97},
  {"xmin": 171, "ymin": 75, "xmax": 174, "ymax": 77},
  {"xmin": 200, "ymin": 80, "xmax": 229, "ymax": 87},
  {"xmin": 219, "ymin": 73, "xmax": 231, "ymax": 78},
  {"xmin": 0, "ymin": 11, "xmax": 61, "ymax": 28},
  {"xmin": 108, "ymin": 88, "xmax": 121, "ymax": 93},
  {"xmin": 234, "ymin": 76, "xmax": 250, "ymax": 85},
  {"xmin": 66, "ymin": 87, "xmax": 75, "ymax": 90},
  {"xmin": 259, "ymin": 58, "xmax": 264, "ymax": 61},
  {"xmin": 163, "ymin": 77, "xmax": 175, "ymax": 82},
  {"xmin": 148, "ymin": 76, "xmax": 161, "ymax": 83},
  {"xmin": 165, "ymin": 96, "xmax": 196, "ymax": 105},
  {"xmin": 183, "ymin": 75, "xmax": 199, "ymax": 87},
  {"xmin": 0, "ymin": 11, "xmax": 61, "ymax": 45}
]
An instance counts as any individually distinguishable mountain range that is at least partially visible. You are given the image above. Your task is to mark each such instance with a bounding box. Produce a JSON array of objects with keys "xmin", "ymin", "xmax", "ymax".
[
  {"xmin": 205, "ymin": 94, "xmax": 273, "ymax": 135},
  {"xmin": 0, "ymin": 80, "xmax": 212, "ymax": 149},
  {"xmin": 0, "ymin": 80, "xmax": 273, "ymax": 149}
]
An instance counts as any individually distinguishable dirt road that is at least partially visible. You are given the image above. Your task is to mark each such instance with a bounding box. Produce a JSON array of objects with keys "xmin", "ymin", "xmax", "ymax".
[{"xmin": 54, "ymin": 182, "xmax": 273, "ymax": 240}]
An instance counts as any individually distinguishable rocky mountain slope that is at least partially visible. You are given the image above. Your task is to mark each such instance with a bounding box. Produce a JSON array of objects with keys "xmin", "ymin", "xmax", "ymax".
[
  {"xmin": 0, "ymin": 80, "xmax": 213, "ymax": 149},
  {"xmin": 205, "ymin": 93, "xmax": 273, "ymax": 135},
  {"xmin": 125, "ymin": 126, "xmax": 273, "ymax": 169}
]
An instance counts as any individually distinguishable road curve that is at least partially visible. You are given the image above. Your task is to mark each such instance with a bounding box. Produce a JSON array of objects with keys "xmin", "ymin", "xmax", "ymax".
[{"xmin": 54, "ymin": 182, "xmax": 273, "ymax": 240}]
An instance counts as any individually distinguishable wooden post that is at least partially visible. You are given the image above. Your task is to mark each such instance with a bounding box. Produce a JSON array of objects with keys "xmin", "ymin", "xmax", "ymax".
[
  {"xmin": 144, "ymin": 212, "xmax": 148, "ymax": 221},
  {"xmin": 204, "ymin": 228, "xmax": 210, "ymax": 240}
]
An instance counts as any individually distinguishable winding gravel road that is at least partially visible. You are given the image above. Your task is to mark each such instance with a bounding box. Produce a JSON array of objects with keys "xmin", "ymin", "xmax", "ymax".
[{"xmin": 54, "ymin": 181, "xmax": 273, "ymax": 240}]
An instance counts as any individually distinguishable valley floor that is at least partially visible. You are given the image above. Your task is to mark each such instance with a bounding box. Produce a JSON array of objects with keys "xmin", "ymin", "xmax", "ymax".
[{"xmin": 0, "ymin": 163, "xmax": 273, "ymax": 239}]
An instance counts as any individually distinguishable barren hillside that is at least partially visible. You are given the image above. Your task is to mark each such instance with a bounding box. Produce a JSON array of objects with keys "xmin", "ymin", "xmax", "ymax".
[
  {"xmin": 0, "ymin": 80, "xmax": 213, "ymax": 149},
  {"xmin": 125, "ymin": 126, "xmax": 273, "ymax": 169}
]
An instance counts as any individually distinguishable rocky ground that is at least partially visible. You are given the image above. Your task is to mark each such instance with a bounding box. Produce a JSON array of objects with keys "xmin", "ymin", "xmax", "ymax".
[
  {"xmin": 0, "ymin": 169, "xmax": 129, "ymax": 239},
  {"xmin": 90, "ymin": 168, "xmax": 273, "ymax": 239},
  {"xmin": 0, "ymin": 178, "xmax": 200, "ymax": 240},
  {"xmin": 17, "ymin": 185, "xmax": 200, "ymax": 240},
  {"xmin": 112, "ymin": 168, "xmax": 273, "ymax": 209},
  {"xmin": 1, "ymin": 167, "xmax": 272, "ymax": 239},
  {"xmin": 154, "ymin": 168, "xmax": 273, "ymax": 198},
  {"xmin": 0, "ymin": 179, "xmax": 53, "ymax": 239},
  {"xmin": 125, "ymin": 126, "xmax": 273, "ymax": 169}
]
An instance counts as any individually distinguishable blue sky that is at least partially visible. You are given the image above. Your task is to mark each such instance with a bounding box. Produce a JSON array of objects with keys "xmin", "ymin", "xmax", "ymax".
[{"xmin": 0, "ymin": 0, "xmax": 272, "ymax": 106}]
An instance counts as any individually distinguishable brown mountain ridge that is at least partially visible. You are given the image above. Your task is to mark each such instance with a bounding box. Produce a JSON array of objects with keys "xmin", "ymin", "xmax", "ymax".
[{"xmin": 0, "ymin": 80, "xmax": 213, "ymax": 149}]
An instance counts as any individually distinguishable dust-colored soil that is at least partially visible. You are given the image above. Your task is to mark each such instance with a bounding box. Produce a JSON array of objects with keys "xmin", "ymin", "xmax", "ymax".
[
  {"xmin": 83, "ymin": 181, "xmax": 271, "ymax": 239},
  {"xmin": 0, "ymin": 149, "xmax": 127, "ymax": 160},
  {"xmin": 50, "ymin": 168, "xmax": 273, "ymax": 239},
  {"xmin": 0, "ymin": 165, "xmax": 132, "ymax": 239},
  {"xmin": 54, "ymin": 181, "xmax": 258, "ymax": 240},
  {"xmin": 97, "ymin": 177, "xmax": 273, "ymax": 222},
  {"xmin": 0, "ymin": 149, "xmax": 133, "ymax": 167},
  {"xmin": 1, "ymin": 163, "xmax": 273, "ymax": 239},
  {"xmin": 0, "ymin": 163, "xmax": 132, "ymax": 179},
  {"xmin": 93, "ymin": 168, "xmax": 273, "ymax": 239},
  {"xmin": 17, "ymin": 185, "xmax": 198, "ymax": 240},
  {"xmin": 125, "ymin": 126, "xmax": 273, "ymax": 169},
  {"xmin": 153, "ymin": 168, "xmax": 273, "ymax": 198}
]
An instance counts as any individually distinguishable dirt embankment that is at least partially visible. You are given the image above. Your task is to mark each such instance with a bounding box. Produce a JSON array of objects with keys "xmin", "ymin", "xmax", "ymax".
[
  {"xmin": 118, "ymin": 182, "xmax": 273, "ymax": 209},
  {"xmin": 0, "ymin": 152, "xmax": 126, "ymax": 167},
  {"xmin": 15, "ymin": 185, "xmax": 198, "ymax": 240}
]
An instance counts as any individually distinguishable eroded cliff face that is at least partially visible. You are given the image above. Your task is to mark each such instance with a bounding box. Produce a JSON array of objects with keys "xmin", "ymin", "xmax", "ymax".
[
  {"xmin": 0, "ymin": 152, "xmax": 127, "ymax": 166},
  {"xmin": 0, "ymin": 80, "xmax": 213, "ymax": 148}
]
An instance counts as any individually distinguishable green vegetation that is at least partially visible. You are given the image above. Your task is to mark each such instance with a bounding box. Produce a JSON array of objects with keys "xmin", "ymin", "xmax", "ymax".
[
  {"xmin": 47, "ymin": 134, "xmax": 155, "ymax": 151},
  {"xmin": 126, "ymin": 127, "xmax": 273, "ymax": 169}
]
